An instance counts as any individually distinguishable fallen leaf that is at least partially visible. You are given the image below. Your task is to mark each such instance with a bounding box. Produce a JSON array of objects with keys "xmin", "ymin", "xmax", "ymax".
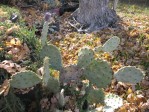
[{"xmin": 6, "ymin": 25, "xmax": 20, "ymax": 35}]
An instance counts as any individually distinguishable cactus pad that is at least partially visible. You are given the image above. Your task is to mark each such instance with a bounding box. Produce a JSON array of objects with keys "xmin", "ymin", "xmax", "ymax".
[
  {"xmin": 60, "ymin": 65, "xmax": 83, "ymax": 84},
  {"xmin": 83, "ymin": 59, "xmax": 113, "ymax": 88},
  {"xmin": 43, "ymin": 57, "xmax": 50, "ymax": 86},
  {"xmin": 47, "ymin": 77, "xmax": 60, "ymax": 93},
  {"xmin": 104, "ymin": 93, "xmax": 123, "ymax": 109},
  {"xmin": 41, "ymin": 21, "xmax": 49, "ymax": 47},
  {"xmin": 77, "ymin": 47, "xmax": 94, "ymax": 68},
  {"xmin": 114, "ymin": 66, "xmax": 144, "ymax": 84},
  {"xmin": 10, "ymin": 71, "xmax": 41, "ymax": 89},
  {"xmin": 39, "ymin": 44, "xmax": 62, "ymax": 71},
  {"xmin": 87, "ymin": 88, "xmax": 104, "ymax": 104},
  {"xmin": 102, "ymin": 36, "xmax": 120, "ymax": 52}
]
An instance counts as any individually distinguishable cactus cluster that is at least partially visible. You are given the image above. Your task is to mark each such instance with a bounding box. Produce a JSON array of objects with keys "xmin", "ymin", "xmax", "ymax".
[
  {"xmin": 10, "ymin": 57, "xmax": 60, "ymax": 93},
  {"xmin": 8, "ymin": 22, "xmax": 145, "ymax": 112},
  {"xmin": 58, "ymin": 36, "xmax": 144, "ymax": 109},
  {"xmin": 76, "ymin": 37, "xmax": 119, "ymax": 87}
]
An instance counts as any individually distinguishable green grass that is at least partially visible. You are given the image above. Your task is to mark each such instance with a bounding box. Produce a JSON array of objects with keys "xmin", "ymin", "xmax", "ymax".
[
  {"xmin": 0, "ymin": 4, "xmax": 20, "ymax": 18},
  {"xmin": 117, "ymin": 2, "xmax": 149, "ymax": 16},
  {"xmin": 0, "ymin": 5, "xmax": 41, "ymax": 63}
]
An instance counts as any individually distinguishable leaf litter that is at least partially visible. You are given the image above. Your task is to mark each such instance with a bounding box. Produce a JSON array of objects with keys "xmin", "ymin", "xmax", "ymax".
[{"xmin": 0, "ymin": 2, "xmax": 149, "ymax": 111}]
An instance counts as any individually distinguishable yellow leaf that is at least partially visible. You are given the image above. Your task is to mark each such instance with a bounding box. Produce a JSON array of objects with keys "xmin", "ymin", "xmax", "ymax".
[
  {"xmin": 10, "ymin": 38, "xmax": 21, "ymax": 46},
  {"xmin": 127, "ymin": 88, "xmax": 133, "ymax": 94}
]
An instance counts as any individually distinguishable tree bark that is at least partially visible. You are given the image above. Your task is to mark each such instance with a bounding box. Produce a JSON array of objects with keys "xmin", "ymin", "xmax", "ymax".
[{"xmin": 72, "ymin": 0, "xmax": 118, "ymax": 32}]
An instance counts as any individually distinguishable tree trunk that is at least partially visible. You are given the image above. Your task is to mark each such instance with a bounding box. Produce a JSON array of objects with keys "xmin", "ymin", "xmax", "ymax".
[{"xmin": 72, "ymin": 0, "xmax": 118, "ymax": 32}]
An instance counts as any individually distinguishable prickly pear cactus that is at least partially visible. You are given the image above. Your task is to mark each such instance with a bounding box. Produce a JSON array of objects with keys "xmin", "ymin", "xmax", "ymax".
[
  {"xmin": 47, "ymin": 77, "xmax": 60, "ymax": 93},
  {"xmin": 102, "ymin": 36, "xmax": 120, "ymax": 52},
  {"xmin": 87, "ymin": 88, "xmax": 104, "ymax": 104},
  {"xmin": 60, "ymin": 65, "xmax": 83, "ymax": 84},
  {"xmin": 83, "ymin": 59, "xmax": 113, "ymax": 88},
  {"xmin": 38, "ymin": 56, "xmax": 60, "ymax": 93},
  {"xmin": 114, "ymin": 66, "xmax": 144, "ymax": 84},
  {"xmin": 10, "ymin": 71, "xmax": 41, "ymax": 89},
  {"xmin": 39, "ymin": 44, "xmax": 62, "ymax": 71},
  {"xmin": 41, "ymin": 21, "xmax": 49, "ymax": 47},
  {"xmin": 104, "ymin": 93, "xmax": 123, "ymax": 110},
  {"xmin": 77, "ymin": 47, "xmax": 94, "ymax": 68},
  {"xmin": 43, "ymin": 57, "xmax": 50, "ymax": 86}
]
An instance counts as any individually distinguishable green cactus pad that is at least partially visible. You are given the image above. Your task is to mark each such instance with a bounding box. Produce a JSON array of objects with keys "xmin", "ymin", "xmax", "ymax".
[
  {"xmin": 77, "ymin": 47, "xmax": 94, "ymax": 68},
  {"xmin": 43, "ymin": 57, "xmax": 50, "ymax": 86},
  {"xmin": 60, "ymin": 65, "xmax": 83, "ymax": 84},
  {"xmin": 114, "ymin": 66, "xmax": 144, "ymax": 84},
  {"xmin": 41, "ymin": 21, "xmax": 49, "ymax": 47},
  {"xmin": 87, "ymin": 88, "xmax": 104, "ymax": 104},
  {"xmin": 83, "ymin": 59, "xmax": 113, "ymax": 88},
  {"xmin": 102, "ymin": 36, "xmax": 120, "ymax": 52},
  {"xmin": 104, "ymin": 93, "xmax": 123, "ymax": 109},
  {"xmin": 47, "ymin": 77, "xmax": 60, "ymax": 93},
  {"xmin": 40, "ymin": 44, "xmax": 62, "ymax": 71},
  {"xmin": 10, "ymin": 71, "xmax": 41, "ymax": 89}
]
